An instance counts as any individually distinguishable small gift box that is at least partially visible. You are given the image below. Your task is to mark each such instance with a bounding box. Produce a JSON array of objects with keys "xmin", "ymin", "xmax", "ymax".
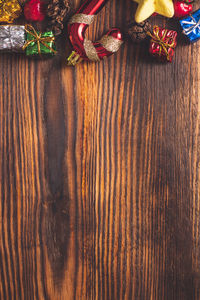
[
  {"xmin": 148, "ymin": 26, "xmax": 177, "ymax": 62},
  {"xmin": 179, "ymin": 9, "xmax": 200, "ymax": 43},
  {"xmin": 0, "ymin": 25, "xmax": 25, "ymax": 51},
  {"xmin": 23, "ymin": 25, "xmax": 57, "ymax": 56},
  {"xmin": 0, "ymin": 0, "xmax": 22, "ymax": 23}
]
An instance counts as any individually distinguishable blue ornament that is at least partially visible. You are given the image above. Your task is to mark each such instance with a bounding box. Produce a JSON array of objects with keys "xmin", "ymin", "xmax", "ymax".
[{"xmin": 180, "ymin": 9, "xmax": 200, "ymax": 43}]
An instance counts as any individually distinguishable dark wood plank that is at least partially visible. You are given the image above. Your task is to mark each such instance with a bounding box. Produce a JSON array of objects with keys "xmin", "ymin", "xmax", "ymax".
[{"xmin": 0, "ymin": 0, "xmax": 200, "ymax": 299}]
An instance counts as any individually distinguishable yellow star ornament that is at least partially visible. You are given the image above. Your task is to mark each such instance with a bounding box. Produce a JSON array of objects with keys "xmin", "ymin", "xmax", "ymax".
[{"xmin": 133, "ymin": 0, "xmax": 174, "ymax": 23}]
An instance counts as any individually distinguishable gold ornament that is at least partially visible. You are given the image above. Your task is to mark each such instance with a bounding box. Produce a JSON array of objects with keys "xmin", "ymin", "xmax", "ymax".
[
  {"xmin": 133, "ymin": 0, "xmax": 174, "ymax": 23},
  {"xmin": 0, "ymin": 0, "xmax": 22, "ymax": 23}
]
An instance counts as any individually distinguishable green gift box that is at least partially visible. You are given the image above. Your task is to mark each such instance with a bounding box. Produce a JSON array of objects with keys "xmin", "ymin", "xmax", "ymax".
[{"xmin": 23, "ymin": 25, "xmax": 57, "ymax": 56}]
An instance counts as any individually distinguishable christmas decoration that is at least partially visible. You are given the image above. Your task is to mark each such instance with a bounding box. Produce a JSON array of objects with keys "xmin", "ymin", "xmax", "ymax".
[
  {"xmin": 180, "ymin": 9, "xmax": 200, "ymax": 42},
  {"xmin": 0, "ymin": 0, "xmax": 22, "ymax": 23},
  {"xmin": 127, "ymin": 20, "xmax": 151, "ymax": 43},
  {"xmin": 24, "ymin": 0, "xmax": 46, "ymax": 21},
  {"xmin": 174, "ymin": 0, "xmax": 193, "ymax": 18},
  {"xmin": 0, "ymin": 24, "xmax": 56, "ymax": 56},
  {"xmin": 0, "ymin": 0, "xmax": 198, "ymax": 64},
  {"xmin": 148, "ymin": 25, "xmax": 177, "ymax": 62},
  {"xmin": 23, "ymin": 24, "xmax": 56, "ymax": 55},
  {"xmin": 0, "ymin": 25, "xmax": 25, "ymax": 51},
  {"xmin": 47, "ymin": 0, "xmax": 70, "ymax": 36},
  {"xmin": 144, "ymin": 1, "xmax": 193, "ymax": 18},
  {"xmin": 133, "ymin": 0, "xmax": 174, "ymax": 23},
  {"xmin": 67, "ymin": 0, "xmax": 124, "ymax": 65}
]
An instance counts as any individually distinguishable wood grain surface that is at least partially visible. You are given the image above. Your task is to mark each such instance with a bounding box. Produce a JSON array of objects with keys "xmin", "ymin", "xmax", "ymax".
[{"xmin": 0, "ymin": 0, "xmax": 200, "ymax": 299}]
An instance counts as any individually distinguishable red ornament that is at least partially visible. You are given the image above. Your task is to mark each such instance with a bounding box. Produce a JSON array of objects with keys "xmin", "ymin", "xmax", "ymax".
[
  {"xmin": 173, "ymin": 0, "xmax": 192, "ymax": 18},
  {"xmin": 24, "ymin": 0, "xmax": 46, "ymax": 22},
  {"xmin": 67, "ymin": 0, "xmax": 123, "ymax": 65},
  {"xmin": 148, "ymin": 26, "xmax": 177, "ymax": 62}
]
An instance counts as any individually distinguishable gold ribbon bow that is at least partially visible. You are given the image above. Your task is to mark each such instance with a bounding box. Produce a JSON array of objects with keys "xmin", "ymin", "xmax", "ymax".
[
  {"xmin": 147, "ymin": 26, "xmax": 176, "ymax": 61},
  {"xmin": 22, "ymin": 24, "xmax": 57, "ymax": 55}
]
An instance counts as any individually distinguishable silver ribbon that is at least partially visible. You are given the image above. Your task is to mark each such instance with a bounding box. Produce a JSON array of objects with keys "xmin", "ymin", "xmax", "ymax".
[
  {"xmin": 182, "ymin": 15, "xmax": 200, "ymax": 35},
  {"xmin": 99, "ymin": 35, "xmax": 123, "ymax": 53},
  {"xmin": 68, "ymin": 14, "xmax": 95, "ymax": 25}
]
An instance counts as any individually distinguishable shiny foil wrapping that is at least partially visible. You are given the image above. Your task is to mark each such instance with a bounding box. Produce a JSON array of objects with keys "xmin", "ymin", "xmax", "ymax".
[
  {"xmin": 0, "ymin": 25, "xmax": 25, "ymax": 51},
  {"xmin": 25, "ymin": 29, "xmax": 56, "ymax": 56},
  {"xmin": 149, "ymin": 26, "xmax": 177, "ymax": 63},
  {"xmin": 180, "ymin": 9, "xmax": 200, "ymax": 43},
  {"xmin": 0, "ymin": 0, "xmax": 22, "ymax": 23}
]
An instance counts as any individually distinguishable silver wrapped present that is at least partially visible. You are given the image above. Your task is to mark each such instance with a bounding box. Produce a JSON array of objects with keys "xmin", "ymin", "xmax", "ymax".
[{"xmin": 0, "ymin": 25, "xmax": 25, "ymax": 52}]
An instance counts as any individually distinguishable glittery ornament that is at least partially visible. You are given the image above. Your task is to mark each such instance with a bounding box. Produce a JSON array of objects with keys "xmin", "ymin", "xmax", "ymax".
[{"xmin": 0, "ymin": 0, "xmax": 22, "ymax": 23}]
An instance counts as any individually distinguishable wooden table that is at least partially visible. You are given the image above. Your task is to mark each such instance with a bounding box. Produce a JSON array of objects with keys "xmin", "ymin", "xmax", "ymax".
[{"xmin": 0, "ymin": 0, "xmax": 200, "ymax": 299}]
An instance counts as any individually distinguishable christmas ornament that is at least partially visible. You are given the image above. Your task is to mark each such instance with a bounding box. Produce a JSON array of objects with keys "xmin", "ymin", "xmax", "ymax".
[
  {"xmin": 152, "ymin": 1, "xmax": 193, "ymax": 18},
  {"xmin": 67, "ymin": 0, "xmax": 124, "ymax": 65},
  {"xmin": 24, "ymin": 0, "xmax": 46, "ymax": 21},
  {"xmin": 0, "ymin": 0, "xmax": 22, "ymax": 23},
  {"xmin": 133, "ymin": 0, "xmax": 174, "ymax": 23},
  {"xmin": 47, "ymin": 0, "xmax": 70, "ymax": 35},
  {"xmin": 0, "ymin": 24, "xmax": 56, "ymax": 56},
  {"xmin": 0, "ymin": 0, "xmax": 197, "ymax": 64},
  {"xmin": 127, "ymin": 20, "xmax": 151, "ymax": 43},
  {"xmin": 180, "ymin": 9, "xmax": 200, "ymax": 42},
  {"xmin": 0, "ymin": 25, "xmax": 25, "ymax": 51},
  {"xmin": 173, "ymin": 0, "xmax": 193, "ymax": 18},
  {"xmin": 148, "ymin": 25, "xmax": 177, "ymax": 62},
  {"xmin": 23, "ymin": 24, "xmax": 56, "ymax": 55}
]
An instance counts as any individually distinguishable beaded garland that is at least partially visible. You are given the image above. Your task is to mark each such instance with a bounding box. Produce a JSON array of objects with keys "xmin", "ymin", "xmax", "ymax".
[{"xmin": 0, "ymin": 0, "xmax": 199, "ymax": 64}]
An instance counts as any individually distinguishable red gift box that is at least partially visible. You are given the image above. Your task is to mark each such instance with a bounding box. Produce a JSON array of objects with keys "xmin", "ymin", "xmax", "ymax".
[{"xmin": 148, "ymin": 26, "xmax": 177, "ymax": 62}]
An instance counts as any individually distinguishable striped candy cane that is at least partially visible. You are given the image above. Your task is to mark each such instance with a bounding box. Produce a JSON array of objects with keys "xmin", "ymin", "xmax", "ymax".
[{"xmin": 67, "ymin": 0, "xmax": 124, "ymax": 65}]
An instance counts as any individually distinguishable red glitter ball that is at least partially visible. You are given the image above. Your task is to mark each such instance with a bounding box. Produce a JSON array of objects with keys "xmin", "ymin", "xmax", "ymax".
[{"xmin": 24, "ymin": 0, "xmax": 46, "ymax": 22}]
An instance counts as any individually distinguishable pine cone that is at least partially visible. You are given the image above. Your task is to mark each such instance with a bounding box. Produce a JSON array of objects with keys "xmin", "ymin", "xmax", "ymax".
[
  {"xmin": 47, "ymin": 0, "xmax": 70, "ymax": 35},
  {"xmin": 127, "ymin": 20, "xmax": 151, "ymax": 43}
]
